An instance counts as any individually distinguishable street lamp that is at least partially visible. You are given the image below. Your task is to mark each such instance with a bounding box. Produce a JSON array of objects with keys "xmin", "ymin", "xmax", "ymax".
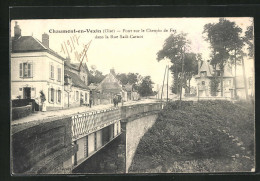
[{"xmin": 64, "ymin": 74, "xmax": 72, "ymax": 108}]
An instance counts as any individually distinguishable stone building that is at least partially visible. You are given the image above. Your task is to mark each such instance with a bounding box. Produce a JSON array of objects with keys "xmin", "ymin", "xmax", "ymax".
[{"xmin": 195, "ymin": 60, "xmax": 234, "ymax": 98}]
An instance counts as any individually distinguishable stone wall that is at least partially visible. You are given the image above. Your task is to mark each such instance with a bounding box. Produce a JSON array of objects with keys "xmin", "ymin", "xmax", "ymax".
[
  {"xmin": 11, "ymin": 117, "xmax": 77, "ymax": 174},
  {"xmin": 125, "ymin": 114, "xmax": 158, "ymax": 172}
]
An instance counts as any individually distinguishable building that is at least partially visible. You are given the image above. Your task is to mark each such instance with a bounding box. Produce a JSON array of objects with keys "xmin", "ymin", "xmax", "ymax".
[
  {"xmin": 11, "ymin": 22, "xmax": 65, "ymax": 111},
  {"xmin": 95, "ymin": 68, "xmax": 124, "ymax": 104},
  {"xmin": 64, "ymin": 60, "xmax": 90, "ymax": 108},
  {"xmin": 195, "ymin": 60, "xmax": 234, "ymax": 98}
]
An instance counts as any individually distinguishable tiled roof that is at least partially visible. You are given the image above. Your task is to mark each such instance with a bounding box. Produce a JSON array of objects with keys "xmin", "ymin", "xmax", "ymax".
[
  {"xmin": 11, "ymin": 36, "xmax": 65, "ymax": 60},
  {"xmin": 64, "ymin": 70, "xmax": 89, "ymax": 90}
]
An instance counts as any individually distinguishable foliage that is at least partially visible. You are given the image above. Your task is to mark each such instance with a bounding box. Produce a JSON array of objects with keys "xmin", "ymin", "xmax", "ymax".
[
  {"xmin": 157, "ymin": 32, "xmax": 199, "ymax": 95},
  {"xmin": 137, "ymin": 76, "xmax": 154, "ymax": 97},
  {"xmin": 244, "ymin": 25, "xmax": 254, "ymax": 58},
  {"xmin": 116, "ymin": 72, "xmax": 141, "ymax": 90},
  {"xmin": 130, "ymin": 101, "xmax": 254, "ymax": 172},
  {"xmin": 210, "ymin": 77, "xmax": 220, "ymax": 96},
  {"xmin": 203, "ymin": 18, "xmax": 243, "ymax": 96},
  {"xmin": 88, "ymin": 69, "xmax": 105, "ymax": 84}
]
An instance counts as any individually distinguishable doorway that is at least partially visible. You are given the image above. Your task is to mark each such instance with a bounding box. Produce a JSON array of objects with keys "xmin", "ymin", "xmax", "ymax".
[{"xmin": 23, "ymin": 87, "xmax": 31, "ymax": 99}]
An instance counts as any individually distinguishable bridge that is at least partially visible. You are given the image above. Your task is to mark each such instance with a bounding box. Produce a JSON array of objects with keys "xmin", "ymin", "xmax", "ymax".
[{"xmin": 11, "ymin": 101, "xmax": 163, "ymax": 174}]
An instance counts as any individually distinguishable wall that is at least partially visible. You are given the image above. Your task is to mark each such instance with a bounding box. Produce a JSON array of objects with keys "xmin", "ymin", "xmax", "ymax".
[
  {"xmin": 125, "ymin": 114, "xmax": 158, "ymax": 172},
  {"xmin": 11, "ymin": 116, "xmax": 77, "ymax": 174}
]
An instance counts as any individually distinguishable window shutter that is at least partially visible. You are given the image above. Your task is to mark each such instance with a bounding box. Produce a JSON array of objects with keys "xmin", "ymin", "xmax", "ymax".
[
  {"xmin": 30, "ymin": 63, "xmax": 33, "ymax": 78},
  {"xmin": 49, "ymin": 63, "xmax": 51, "ymax": 79},
  {"xmin": 28, "ymin": 63, "xmax": 31, "ymax": 77},
  {"xmin": 56, "ymin": 90, "xmax": 59, "ymax": 103},
  {"xmin": 48, "ymin": 88, "xmax": 51, "ymax": 103},
  {"xmin": 53, "ymin": 88, "xmax": 55, "ymax": 103},
  {"xmin": 19, "ymin": 63, "xmax": 23, "ymax": 77}
]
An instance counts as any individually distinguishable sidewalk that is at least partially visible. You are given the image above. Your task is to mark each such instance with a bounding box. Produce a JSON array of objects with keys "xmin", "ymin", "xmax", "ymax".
[{"xmin": 11, "ymin": 99, "xmax": 159, "ymax": 126}]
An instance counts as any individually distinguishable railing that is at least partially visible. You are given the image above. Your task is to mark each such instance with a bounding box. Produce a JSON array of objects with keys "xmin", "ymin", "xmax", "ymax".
[
  {"xmin": 72, "ymin": 102, "xmax": 163, "ymax": 141},
  {"xmin": 72, "ymin": 107, "xmax": 121, "ymax": 141}
]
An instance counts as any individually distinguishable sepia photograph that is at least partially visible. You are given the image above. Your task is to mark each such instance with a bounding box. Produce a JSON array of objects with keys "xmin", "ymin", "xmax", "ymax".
[{"xmin": 10, "ymin": 17, "xmax": 255, "ymax": 174}]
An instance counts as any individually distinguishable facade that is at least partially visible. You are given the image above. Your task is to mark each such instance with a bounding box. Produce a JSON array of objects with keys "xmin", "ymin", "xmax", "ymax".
[
  {"xmin": 64, "ymin": 60, "xmax": 90, "ymax": 108},
  {"xmin": 195, "ymin": 60, "xmax": 234, "ymax": 98},
  {"xmin": 11, "ymin": 22, "xmax": 65, "ymax": 111},
  {"xmin": 96, "ymin": 68, "xmax": 124, "ymax": 104}
]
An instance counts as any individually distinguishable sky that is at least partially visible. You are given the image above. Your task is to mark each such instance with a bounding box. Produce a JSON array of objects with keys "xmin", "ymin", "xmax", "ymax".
[{"xmin": 11, "ymin": 18, "xmax": 254, "ymax": 89}]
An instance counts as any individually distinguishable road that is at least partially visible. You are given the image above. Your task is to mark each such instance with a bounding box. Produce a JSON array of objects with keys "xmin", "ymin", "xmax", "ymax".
[{"xmin": 11, "ymin": 99, "xmax": 159, "ymax": 126}]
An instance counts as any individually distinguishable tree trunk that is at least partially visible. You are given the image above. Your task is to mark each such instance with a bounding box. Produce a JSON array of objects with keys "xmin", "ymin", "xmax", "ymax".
[
  {"xmin": 180, "ymin": 47, "xmax": 185, "ymax": 103},
  {"xmin": 220, "ymin": 69, "xmax": 224, "ymax": 97},
  {"xmin": 242, "ymin": 57, "xmax": 249, "ymax": 100}
]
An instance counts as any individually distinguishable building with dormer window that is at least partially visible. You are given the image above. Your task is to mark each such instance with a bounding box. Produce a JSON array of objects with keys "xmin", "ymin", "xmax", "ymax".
[{"xmin": 195, "ymin": 60, "xmax": 234, "ymax": 98}]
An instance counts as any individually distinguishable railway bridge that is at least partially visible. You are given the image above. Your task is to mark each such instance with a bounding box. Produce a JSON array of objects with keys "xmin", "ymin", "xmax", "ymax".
[{"xmin": 11, "ymin": 102, "xmax": 163, "ymax": 174}]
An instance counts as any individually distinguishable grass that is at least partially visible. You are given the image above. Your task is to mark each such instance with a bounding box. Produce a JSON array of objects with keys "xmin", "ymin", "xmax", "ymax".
[{"xmin": 129, "ymin": 100, "xmax": 255, "ymax": 173}]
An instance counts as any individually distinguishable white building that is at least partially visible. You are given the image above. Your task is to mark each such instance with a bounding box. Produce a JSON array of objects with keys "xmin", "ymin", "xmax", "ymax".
[
  {"xmin": 11, "ymin": 22, "xmax": 65, "ymax": 111},
  {"xmin": 195, "ymin": 60, "xmax": 234, "ymax": 98}
]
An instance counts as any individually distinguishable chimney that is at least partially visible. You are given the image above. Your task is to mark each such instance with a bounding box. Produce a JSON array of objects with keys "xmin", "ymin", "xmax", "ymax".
[
  {"xmin": 14, "ymin": 21, "xmax": 21, "ymax": 39},
  {"xmin": 110, "ymin": 68, "xmax": 115, "ymax": 75},
  {"xmin": 42, "ymin": 33, "xmax": 49, "ymax": 48}
]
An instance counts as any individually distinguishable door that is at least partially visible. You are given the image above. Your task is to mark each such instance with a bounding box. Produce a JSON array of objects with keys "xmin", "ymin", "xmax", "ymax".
[{"xmin": 23, "ymin": 87, "xmax": 31, "ymax": 99}]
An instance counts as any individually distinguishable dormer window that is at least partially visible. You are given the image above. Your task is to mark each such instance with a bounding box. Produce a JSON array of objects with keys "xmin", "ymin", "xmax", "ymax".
[{"xmin": 200, "ymin": 71, "xmax": 207, "ymax": 77}]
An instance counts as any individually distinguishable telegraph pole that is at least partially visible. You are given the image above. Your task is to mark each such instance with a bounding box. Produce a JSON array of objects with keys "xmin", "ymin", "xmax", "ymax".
[
  {"xmin": 167, "ymin": 64, "xmax": 169, "ymax": 102},
  {"xmin": 161, "ymin": 65, "xmax": 168, "ymax": 101}
]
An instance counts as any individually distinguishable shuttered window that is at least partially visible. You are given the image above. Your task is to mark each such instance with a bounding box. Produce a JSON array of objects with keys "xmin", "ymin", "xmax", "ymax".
[
  {"xmin": 48, "ymin": 88, "xmax": 55, "ymax": 103},
  {"xmin": 50, "ymin": 64, "xmax": 54, "ymax": 79},
  {"xmin": 19, "ymin": 62, "xmax": 33, "ymax": 78}
]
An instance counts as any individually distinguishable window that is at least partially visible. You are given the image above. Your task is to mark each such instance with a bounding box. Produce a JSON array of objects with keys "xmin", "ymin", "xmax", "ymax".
[
  {"xmin": 19, "ymin": 62, "xmax": 33, "ymax": 78},
  {"xmin": 49, "ymin": 88, "xmax": 55, "ymax": 103},
  {"xmin": 57, "ymin": 68, "xmax": 61, "ymax": 82},
  {"xmin": 50, "ymin": 64, "xmax": 54, "ymax": 79},
  {"xmin": 202, "ymin": 81, "xmax": 205, "ymax": 85},
  {"xmin": 57, "ymin": 90, "xmax": 61, "ymax": 103},
  {"xmin": 200, "ymin": 71, "xmax": 207, "ymax": 77}
]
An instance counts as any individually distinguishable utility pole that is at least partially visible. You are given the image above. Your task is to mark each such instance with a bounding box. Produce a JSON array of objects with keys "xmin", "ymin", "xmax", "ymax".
[
  {"xmin": 161, "ymin": 65, "xmax": 168, "ymax": 101},
  {"xmin": 179, "ymin": 47, "xmax": 185, "ymax": 103},
  {"xmin": 167, "ymin": 64, "xmax": 169, "ymax": 102}
]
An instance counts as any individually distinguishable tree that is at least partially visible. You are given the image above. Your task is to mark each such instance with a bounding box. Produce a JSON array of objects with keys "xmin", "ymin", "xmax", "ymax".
[
  {"xmin": 203, "ymin": 18, "xmax": 243, "ymax": 97},
  {"xmin": 138, "ymin": 76, "xmax": 154, "ymax": 97},
  {"xmin": 88, "ymin": 69, "xmax": 105, "ymax": 84},
  {"xmin": 244, "ymin": 25, "xmax": 254, "ymax": 58},
  {"xmin": 157, "ymin": 32, "xmax": 190, "ymax": 100}
]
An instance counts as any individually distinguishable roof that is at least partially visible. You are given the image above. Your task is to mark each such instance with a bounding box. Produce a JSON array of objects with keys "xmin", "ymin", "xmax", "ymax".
[
  {"xmin": 196, "ymin": 60, "xmax": 233, "ymax": 78},
  {"xmin": 11, "ymin": 36, "xmax": 65, "ymax": 61},
  {"xmin": 64, "ymin": 70, "xmax": 89, "ymax": 90},
  {"xmin": 96, "ymin": 72, "xmax": 122, "ymax": 93},
  {"xmin": 123, "ymin": 83, "xmax": 133, "ymax": 92}
]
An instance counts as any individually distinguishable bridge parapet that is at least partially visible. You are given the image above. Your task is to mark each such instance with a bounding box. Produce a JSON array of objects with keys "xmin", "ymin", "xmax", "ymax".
[
  {"xmin": 121, "ymin": 102, "xmax": 162, "ymax": 119},
  {"xmin": 72, "ymin": 107, "xmax": 121, "ymax": 141}
]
